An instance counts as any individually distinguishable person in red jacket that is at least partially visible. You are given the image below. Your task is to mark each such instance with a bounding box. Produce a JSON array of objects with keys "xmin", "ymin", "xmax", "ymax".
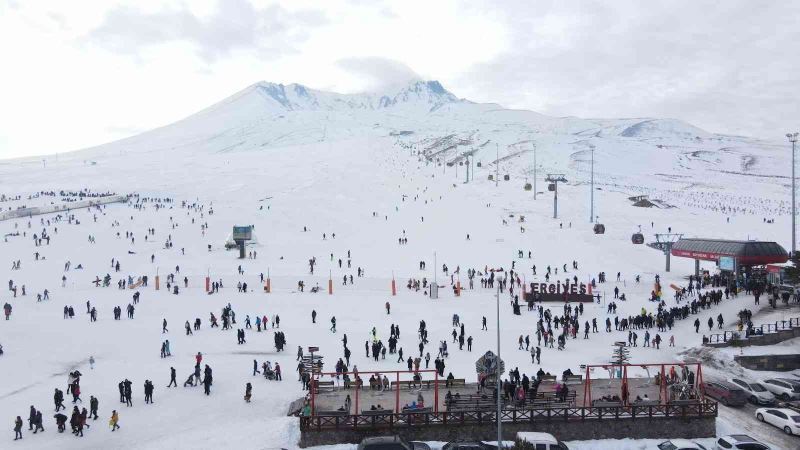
[
  {"xmin": 72, "ymin": 384, "xmax": 82, "ymax": 403},
  {"xmin": 195, "ymin": 352, "xmax": 202, "ymax": 366}
]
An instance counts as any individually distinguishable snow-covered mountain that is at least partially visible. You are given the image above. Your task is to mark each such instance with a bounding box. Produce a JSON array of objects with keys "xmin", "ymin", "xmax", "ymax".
[{"xmin": 47, "ymin": 79, "xmax": 791, "ymax": 217}]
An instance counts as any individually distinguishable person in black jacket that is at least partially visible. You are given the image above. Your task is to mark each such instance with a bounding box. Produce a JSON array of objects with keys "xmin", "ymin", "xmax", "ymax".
[
  {"xmin": 14, "ymin": 416, "xmax": 23, "ymax": 440},
  {"xmin": 90, "ymin": 396, "xmax": 99, "ymax": 420},
  {"xmin": 54, "ymin": 413, "xmax": 67, "ymax": 432},
  {"xmin": 27, "ymin": 406, "xmax": 36, "ymax": 431},
  {"xmin": 54, "ymin": 389, "xmax": 65, "ymax": 411}
]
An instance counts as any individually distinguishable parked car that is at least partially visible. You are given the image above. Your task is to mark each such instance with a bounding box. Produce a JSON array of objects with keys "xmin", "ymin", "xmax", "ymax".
[
  {"xmin": 715, "ymin": 434, "xmax": 771, "ymax": 449},
  {"xmin": 478, "ymin": 442, "xmax": 515, "ymax": 449},
  {"xmin": 762, "ymin": 378, "xmax": 800, "ymax": 401},
  {"xmin": 755, "ymin": 407, "xmax": 800, "ymax": 435},
  {"xmin": 442, "ymin": 443, "xmax": 486, "ymax": 450},
  {"xmin": 729, "ymin": 378, "xmax": 776, "ymax": 405},
  {"xmin": 657, "ymin": 440, "xmax": 708, "ymax": 450},
  {"xmin": 357, "ymin": 436, "xmax": 431, "ymax": 450},
  {"xmin": 777, "ymin": 377, "xmax": 800, "ymax": 391},
  {"xmin": 703, "ymin": 381, "xmax": 748, "ymax": 406},
  {"xmin": 516, "ymin": 432, "xmax": 569, "ymax": 449}
]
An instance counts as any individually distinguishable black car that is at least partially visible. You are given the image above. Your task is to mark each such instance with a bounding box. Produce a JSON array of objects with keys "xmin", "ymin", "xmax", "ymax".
[{"xmin": 357, "ymin": 436, "xmax": 431, "ymax": 450}]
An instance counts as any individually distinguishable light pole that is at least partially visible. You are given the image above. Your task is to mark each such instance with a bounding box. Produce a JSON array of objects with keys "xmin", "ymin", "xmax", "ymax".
[
  {"xmin": 533, "ymin": 143, "xmax": 537, "ymax": 200},
  {"xmin": 788, "ymin": 132, "xmax": 798, "ymax": 256},
  {"xmin": 495, "ymin": 143, "xmax": 499, "ymax": 187},
  {"xmin": 590, "ymin": 145, "xmax": 595, "ymax": 223},
  {"xmin": 495, "ymin": 283, "xmax": 502, "ymax": 447}
]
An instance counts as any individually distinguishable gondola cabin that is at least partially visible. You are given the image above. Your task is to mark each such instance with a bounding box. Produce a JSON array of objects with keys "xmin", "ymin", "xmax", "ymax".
[
  {"xmin": 548, "ymin": 183, "xmax": 556, "ymax": 191},
  {"xmin": 593, "ymin": 224, "xmax": 606, "ymax": 234},
  {"xmin": 631, "ymin": 233, "xmax": 644, "ymax": 244}
]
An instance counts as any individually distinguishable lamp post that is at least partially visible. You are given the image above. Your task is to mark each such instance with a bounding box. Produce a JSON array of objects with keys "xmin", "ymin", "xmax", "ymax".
[
  {"xmin": 788, "ymin": 132, "xmax": 798, "ymax": 256},
  {"xmin": 495, "ymin": 283, "xmax": 502, "ymax": 447},
  {"xmin": 590, "ymin": 145, "xmax": 595, "ymax": 223},
  {"xmin": 533, "ymin": 143, "xmax": 537, "ymax": 200}
]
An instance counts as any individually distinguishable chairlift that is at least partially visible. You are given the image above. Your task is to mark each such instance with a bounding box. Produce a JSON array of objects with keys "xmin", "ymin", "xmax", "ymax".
[
  {"xmin": 548, "ymin": 183, "xmax": 556, "ymax": 192},
  {"xmin": 524, "ymin": 183, "xmax": 532, "ymax": 191},
  {"xmin": 503, "ymin": 174, "xmax": 510, "ymax": 181},
  {"xmin": 488, "ymin": 174, "xmax": 494, "ymax": 181},
  {"xmin": 476, "ymin": 162, "xmax": 482, "ymax": 167},
  {"xmin": 593, "ymin": 224, "xmax": 606, "ymax": 234}
]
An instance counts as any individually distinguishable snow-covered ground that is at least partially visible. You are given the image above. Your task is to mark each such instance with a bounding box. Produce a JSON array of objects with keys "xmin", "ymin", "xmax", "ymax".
[{"xmin": 0, "ymin": 81, "xmax": 797, "ymax": 449}]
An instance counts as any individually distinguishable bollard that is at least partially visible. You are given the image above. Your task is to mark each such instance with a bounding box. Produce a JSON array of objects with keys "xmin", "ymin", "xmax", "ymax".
[
  {"xmin": 391, "ymin": 278, "xmax": 396, "ymax": 296},
  {"xmin": 205, "ymin": 276, "xmax": 210, "ymax": 293},
  {"xmin": 456, "ymin": 280, "xmax": 461, "ymax": 297},
  {"xmin": 328, "ymin": 278, "xmax": 333, "ymax": 295},
  {"xmin": 265, "ymin": 278, "xmax": 271, "ymax": 293},
  {"xmin": 155, "ymin": 275, "xmax": 160, "ymax": 291}
]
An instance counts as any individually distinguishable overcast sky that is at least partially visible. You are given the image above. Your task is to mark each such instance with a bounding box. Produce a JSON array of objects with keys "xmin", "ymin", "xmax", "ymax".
[{"xmin": 1, "ymin": 0, "xmax": 798, "ymax": 159}]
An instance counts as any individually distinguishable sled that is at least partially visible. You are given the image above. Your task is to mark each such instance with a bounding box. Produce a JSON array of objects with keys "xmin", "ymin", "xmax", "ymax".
[
  {"xmin": 128, "ymin": 279, "xmax": 144, "ymax": 289},
  {"xmin": 670, "ymin": 284, "xmax": 681, "ymax": 291}
]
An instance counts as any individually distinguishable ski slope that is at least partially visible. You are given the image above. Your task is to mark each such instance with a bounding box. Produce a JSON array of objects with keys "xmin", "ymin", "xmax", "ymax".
[{"xmin": 0, "ymin": 80, "xmax": 795, "ymax": 449}]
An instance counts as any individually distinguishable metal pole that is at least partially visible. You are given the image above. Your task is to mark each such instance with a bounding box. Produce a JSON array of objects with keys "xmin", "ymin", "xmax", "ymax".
[
  {"xmin": 495, "ymin": 284, "xmax": 502, "ymax": 446},
  {"xmin": 590, "ymin": 146, "xmax": 595, "ymax": 223},
  {"xmin": 495, "ymin": 143, "xmax": 499, "ymax": 187},
  {"xmin": 553, "ymin": 181, "xmax": 558, "ymax": 219},
  {"xmin": 472, "ymin": 155, "xmax": 475, "ymax": 183},
  {"xmin": 533, "ymin": 144, "xmax": 537, "ymax": 200},
  {"xmin": 790, "ymin": 133, "xmax": 798, "ymax": 256}
]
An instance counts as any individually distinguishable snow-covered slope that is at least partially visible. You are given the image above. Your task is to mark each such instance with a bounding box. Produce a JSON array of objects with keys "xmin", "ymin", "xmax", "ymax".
[
  {"xmin": 0, "ymin": 80, "xmax": 795, "ymax": 450},
  {"xmin": 62, "ymin": 80, "xmax": 785, "ymax": 215}
]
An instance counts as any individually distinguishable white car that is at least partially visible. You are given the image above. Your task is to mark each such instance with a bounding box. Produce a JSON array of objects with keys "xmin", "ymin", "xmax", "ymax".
[
  {"xmin": 516, "ymin": 432, "xmax": 569, "ymax": 450},
  {"xmin": 729, "ymin": 378, "xmax": 776, "ymax": 405},
  {"xmin": 761, "ymin": 378, "xmax": 800, "ymax": 401},
  {"xmin": 755, "ymin": 407, "xmax": 800, "ymax": 435},
  {"xmin": 657, "ymin": 439, "xmax": 708, "ymax": 450},
  {"xmin": 715, "ymin": 434, "xmax": 771, "ymax": 450}
]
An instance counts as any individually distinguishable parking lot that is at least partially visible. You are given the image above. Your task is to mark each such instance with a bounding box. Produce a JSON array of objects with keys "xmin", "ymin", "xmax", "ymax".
[{"xmin": 715, "ymin": 400, "xmax": 800, "ymax": 449}]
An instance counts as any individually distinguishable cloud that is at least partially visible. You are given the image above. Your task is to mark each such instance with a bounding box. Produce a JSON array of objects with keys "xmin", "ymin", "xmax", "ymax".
[
  {"xmin": 455, "ymin": 0, "xmax": 800, "ymax": 139},
  {"xmin": 83, "ymin": 0, "xmax": 326, "ymax": 62},
  {"xmin": 336, "ymin": 57, "xmax": 421, "ymax": 91}
]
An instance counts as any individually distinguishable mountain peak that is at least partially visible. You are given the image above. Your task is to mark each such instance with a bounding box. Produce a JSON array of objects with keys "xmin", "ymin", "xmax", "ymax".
[{"xmin": 239, "ymin": 80, "xmax": 459, "ymax": 113}]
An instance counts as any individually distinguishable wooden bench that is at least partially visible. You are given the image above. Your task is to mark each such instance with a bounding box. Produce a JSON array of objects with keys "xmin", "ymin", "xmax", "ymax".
[
  {"xmin": 633, "ymin": 400, "xmax": 660, "ymax": 406},
  {"xmin": 563, "ymin": 374, "xmax": 583, "ymax": 384},
  {"xmin": 592, "ymin": 401, "xmax": 622, "ymax": 408},
  {"xmin": 317, "ymin": 409, "xmax": 348, "ymax": 416},
  {"xmin": 447, "ymin": 395, "xmax": 500, "ymax": 411},
  {"xmin": 401, "ymin": 406, "xmax": 433, "ymax": 414},
  {"xmin": 669, "ymin": 399, "xmax": 699, "ymax": 405},
  {"xmin": 315, "ymin": 381, "xmax": 335, "ymax": 393},
  {"xmin": 439, "ymin": 378, "xmax": 466, "ymax": 388},
  {"xmin": 390, "ymin": 380, "xmax": 414, "ymax": 390},
  {"xmin": 361, "ymin": 409, "xmax": 391, "ymax": 415}
]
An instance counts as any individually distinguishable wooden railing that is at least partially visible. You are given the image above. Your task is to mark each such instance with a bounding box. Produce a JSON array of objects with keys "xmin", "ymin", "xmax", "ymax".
[{"xmin": 299, "ymin": 402, "xmax": 718, "ymax": 431}]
